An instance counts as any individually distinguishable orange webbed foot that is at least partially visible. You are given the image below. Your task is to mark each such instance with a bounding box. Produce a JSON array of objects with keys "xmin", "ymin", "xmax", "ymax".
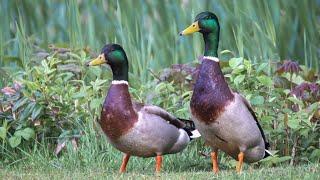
[
  {"xmin": 236, "ymin": 152, "xmax": 244, "ymax": 174},
  {"xmin": 155, "ymin": 155, "xmax": 162, "ymax": 173},
  {"xmin": 211, "ymin": 151, "xmax": 219, "ymax": 174},
  {"xmin": 119, "ymin": 154, "xmax": 130, "ymax": 173}
]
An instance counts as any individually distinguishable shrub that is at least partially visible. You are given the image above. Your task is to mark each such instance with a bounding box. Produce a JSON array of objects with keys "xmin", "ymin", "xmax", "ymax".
[
  {"xmin": 0, "ymin": 48, "xmax": 319, "ymax": 165},
  {"xmin": 0, "ymin": 48, "xmax": 107, "ymax": 154}
]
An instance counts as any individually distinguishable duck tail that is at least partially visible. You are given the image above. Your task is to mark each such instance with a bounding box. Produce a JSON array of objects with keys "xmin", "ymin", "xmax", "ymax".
[
  {"xmin": 177, "ymin": 118, "xmax": 201, "ymax": 140},
  {"xmin": 263, "ymin": 141, "xmax": 272, "ymax": 158},
  {"xmin": 190, "ymin": 129, "xmax": 201, "ymax": 139},
  {"xmin": 264, "ymin": 149, "xmax": 273, "ymax": 158}
]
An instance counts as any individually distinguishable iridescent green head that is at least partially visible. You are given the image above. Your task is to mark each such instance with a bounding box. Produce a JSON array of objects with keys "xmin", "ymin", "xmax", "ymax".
[
  {"xmin": 180, "ymin": 11, "xmax": 219, "ymax": 35},
  {"xmin": 87, "ymin": 44, "xmax": 129, "ymax": 81},
  {"xmin": 180, "ymin": 11, "xmax": 220, "ymax": 57}
]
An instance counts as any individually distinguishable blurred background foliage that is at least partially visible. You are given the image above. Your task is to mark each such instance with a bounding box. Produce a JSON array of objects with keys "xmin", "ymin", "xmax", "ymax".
[
  {"xmin": 0, "ymin": 0, "xmax": 319, "ymax": 82},
  {"xmin": 0, "ymin": 0, "xmax": 319, "ymax": 170}
]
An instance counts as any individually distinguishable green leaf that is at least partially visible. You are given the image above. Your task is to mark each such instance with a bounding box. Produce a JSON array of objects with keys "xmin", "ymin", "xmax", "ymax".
[
  {"xmin": 90, "ymin": 79, "xmax": 107, "ymax": 87},
  {"xmin": 155, "ymin": 82, "xmax": 166, "ymax": 93},
  {"xmin": 20, "ymin": 128, "xmax": 35, "ymax": 140},
  {"xmin": 60, "ymin": 72, "xmax": 74, "ymax": 82},
  {"xmin": 282, "ymin": 108, "xmax": 292, "ymax": 114},
  {"xmin": 288, "ymin": 117, "xmax": 299, "ymax": 129},
  {"xmin": 9, "ymin": 135, "xmax": 21, "ymax": 148},
  {"xmin": 243, "ymin": 59, "xmax": 252, "ymax": 71},
  {"xmin": 256, "ymin": 63, "xmax": 268, "ymax": 73},
  {"xmin": 31, "ymin": 104, "xmax": 43, "ymax": 120},
  {"xmin": 300, "ymin": 128, "xmax": 310, "ymax": 137},
  {"xmin": 250, "ymin": 96, "xmax": 265, "ymax": 105},
  {"xmin": 261, "ymin": 115, "xmax": 273, "ymax": 122},
  {"xmin": 90, "ymin": 98, "xmax": 102, "ymax": 110},
  {"xmin": 287, "ymin": 97, "xmax": 304, "ymax": 107},
  {"xmin": 233, "ymin": 75, "xmax": 245, "ymax": 85},
  {"xmin": 268, "ymin": 97, "xmax": 277, "ymax": 102},
  {"xmin": 88, "ymin": 67, "xmax": 102, "ymax": 77},
  {"xmin": 166, "ymin": 83, "xmax": 175, "ymax": 92},
  {"xmin": 307, "ymin": 102, "xmax": 319, "ymax": 112},
  {"xmin": 68, "ymin": 52, "xmax": 81, "ymax": 60},
  {"xmin": 231, "ymin": 65, "xmax": 245, "ymax": 74},
  {"xmin": 257, "ymin": 75, "xmax": 273, "ymax": 87},
  {"xmin": 19, "ymin": 102, "xmax": 36, "ymax": 121},
  {"xmin": 182, "ymin": 91, "xmax": 192, "ymax": 99},
  {"xmin": 310, "ymin": 149, "xmax": 320, "ymax": 160},
  {"xmin": 283, "ymin": 89, "xmax": 291, "ymax": 95},
  {"xmin": 283, "ymin": 73, "xmax": 305, "ymax": 84},
  {"xmin": 72, "ymin": 91, "xmax": 87, "ymax": 99},
  {"xmin": 22, "ymin": 80, "xmax": 40, "ymax": 91},
  {"xmin": 0, "ymin": 127, "xmax": 7, "ymax": 140},
  {"xmin": 220, "ymin": 49, "xmax": 233, "ymax": 55},
  {"xmin": 229, "ymin": 57, "xmax": 243, "ymax": 69},
  {"xmin": 80, "ymin": 50, "xmax": 87, "ymax": 61},
  {"xmin": 273, "ymin": 156, "xmax": 291, "ymax": 164},
  {"xmin": 41, "ymin": 60, "xmax": 56, "ymax": 75},
  {"xmin": 12, "ymin": 97, "xmax": 28, "ymax": 111}
]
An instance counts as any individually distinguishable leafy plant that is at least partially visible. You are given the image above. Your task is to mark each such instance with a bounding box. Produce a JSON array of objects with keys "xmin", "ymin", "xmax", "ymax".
[
  {"xmin": 224, "ymin": 56, "xmax": 320, "ymax": 164},
  {"xmin": 0, "ymin": 48, "xmax": 107, "ymax": 152}
]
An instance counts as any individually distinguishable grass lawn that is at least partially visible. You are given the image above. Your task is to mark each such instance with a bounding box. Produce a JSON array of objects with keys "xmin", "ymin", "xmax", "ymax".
[{"xmin": 1, "ymin": 164, "xmax": 319, "ymax": 180}]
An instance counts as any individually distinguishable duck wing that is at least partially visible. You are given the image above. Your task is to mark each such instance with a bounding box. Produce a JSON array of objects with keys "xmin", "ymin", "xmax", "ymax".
[
  {"xmin": 133, "ymin": 102, "xmax": 185, "ymax": 128},
  {"xmin": 133, "ymin": 102, "xmax": 200, "ymax": 139},
  {"xmin": 238, "ymin": 94, "xmax": 270, "ymax": 152}
]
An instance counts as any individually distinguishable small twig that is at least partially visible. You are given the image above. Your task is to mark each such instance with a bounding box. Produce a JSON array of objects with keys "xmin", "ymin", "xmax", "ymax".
[
  {"xmin": 290, "ymin": 135, "xmax": 299, "ymax": 166},
  {"xmin": 48, "ymin": 44, "xmax": 71, "ymax": 53},
  {"xmin": 289, "ymin": 73, "xmax": 293, "ymax": 90},
  {"xmin": 148, "ymin": 68, "xmax": 162, "ymax": 81},
  {"xmin": 198, "ymin": 151, "xmax": 210, "ymax": 158},
  {"xmin": 284, "ymin": 112, "xmax": 289, "ymax": 156},
  {"xmin": 7, "ymin": 157, "xmax": 27, "ymax": 167}
]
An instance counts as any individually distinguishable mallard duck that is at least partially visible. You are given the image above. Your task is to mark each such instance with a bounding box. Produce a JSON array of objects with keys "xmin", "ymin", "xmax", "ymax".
[
  {"xmin": 86, "ymin": 44, "xmax": 200, "ymax": 173},
  {"xmin": 180, "ymin": 12, "xmax": 270, "ymax": 173}
]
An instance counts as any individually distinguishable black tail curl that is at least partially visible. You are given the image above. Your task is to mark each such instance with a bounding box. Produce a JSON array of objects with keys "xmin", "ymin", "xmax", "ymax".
[{"xmin": 178, "ymin": 118, "xmax": 197, "ymax": 140}]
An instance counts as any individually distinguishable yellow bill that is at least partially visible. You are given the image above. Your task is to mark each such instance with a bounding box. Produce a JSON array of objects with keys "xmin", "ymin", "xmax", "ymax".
[
  {"xmin": 180, "ymin": 21, "xmax": 200, "ymax": 35},
  {"xmin": 87, "ymin": 54, "xmax": 107, "ymax": 66}
]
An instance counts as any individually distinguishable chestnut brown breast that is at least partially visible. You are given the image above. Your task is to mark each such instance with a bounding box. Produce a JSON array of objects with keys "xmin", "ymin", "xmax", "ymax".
[
  {"xmin": 99, "ymin": 83, "xmax": 138, "ymax": 140},
  {"xmin": 191, "ymin": 59, "xmax": 234, "ymax": 124}
]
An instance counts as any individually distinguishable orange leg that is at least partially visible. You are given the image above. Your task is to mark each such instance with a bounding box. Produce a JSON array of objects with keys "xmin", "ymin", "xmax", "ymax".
[
  {"xmin": 155, "ymin": 155, "xmax": 163, "ymax": 173},
  {"xmin": 236, "ymin": 152, "xmax": 244, "ymax": 173},
  {"xmin": 211, "ymin": 151, "xmax": 219, "ymax": 174},
  {"xmin": 119, "ymin": 154, "xmax": 130, "ymax": 173}
]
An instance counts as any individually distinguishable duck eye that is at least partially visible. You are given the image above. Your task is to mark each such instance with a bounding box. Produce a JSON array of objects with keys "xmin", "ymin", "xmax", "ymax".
[{"xmin": 193, "ymin": 24, "xmax": 195, "ymax": 27}]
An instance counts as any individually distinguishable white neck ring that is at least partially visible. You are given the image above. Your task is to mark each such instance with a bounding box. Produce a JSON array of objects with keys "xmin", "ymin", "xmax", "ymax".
[
  {"xmin": 111, "ymin": 80, "xmax": 128, "ymax": 85},
  {"xmin": 203, "ymin": 56, "xmax": 219, "ymax": 62}
]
